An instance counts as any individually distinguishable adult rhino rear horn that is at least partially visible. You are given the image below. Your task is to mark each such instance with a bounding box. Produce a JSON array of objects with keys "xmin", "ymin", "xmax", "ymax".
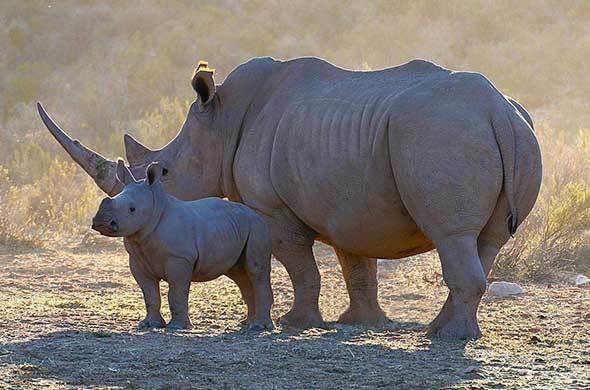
[{"xmin": 36, "ymin": 102, "xmax": 123, "ymax": 196}]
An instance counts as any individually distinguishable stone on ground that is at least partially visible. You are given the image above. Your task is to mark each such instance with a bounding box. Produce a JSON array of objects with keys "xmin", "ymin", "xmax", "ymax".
[
  {"xmin": 487, "ymin": 281, "xmax": 524, "ymax": 297},
  {"xmin": 575, "ymin": 274, "xmax": 590, "ymax": 288}
]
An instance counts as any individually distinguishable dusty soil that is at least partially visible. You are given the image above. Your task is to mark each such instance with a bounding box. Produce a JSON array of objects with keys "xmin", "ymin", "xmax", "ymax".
[{"xmin": 1, "ymin": 237, "xmax": 589, "ymax": 389}]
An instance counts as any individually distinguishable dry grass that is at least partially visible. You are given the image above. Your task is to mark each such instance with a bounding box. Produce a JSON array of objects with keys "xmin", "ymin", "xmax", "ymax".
[
  {"xmin": 0, "ymin": 160, "xmax": 100, "ymax": 248},
  {"xmin": 0, "ymin": 241, "xmax": 589, "ymax": 389}
]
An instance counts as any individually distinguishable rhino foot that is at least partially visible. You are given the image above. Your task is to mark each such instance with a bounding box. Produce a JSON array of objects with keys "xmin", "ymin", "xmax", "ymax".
[
  {"xmin": 238, "ymin": 317, "xmax": 254, "ymax": 327},
  {"xmin": 279, "ymin": 308, "xmax": 325, "ymax": 329},
  {"xmin": 247, "ymin": 320, "xmax": 274, "ymax": 332},
  {"xmin": 337, "ymin": 304, "xmax": 390, "ymax": 327},
  {"xmin": 166, "ymin": 318, "xmax": 193, "ymax": 331},
  {"xmin": 427, "ymin": 318, "xmax": 482, "ymax": 340},
  {"xmin": 137, "ymin": 315, "xmax": 166, "ymax": 330}
]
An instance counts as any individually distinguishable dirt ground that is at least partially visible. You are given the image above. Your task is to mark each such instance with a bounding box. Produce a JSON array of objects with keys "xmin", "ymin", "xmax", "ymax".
[{"xmin": 0, "ymin": 237, "xmax": 589, "ymax": 389}]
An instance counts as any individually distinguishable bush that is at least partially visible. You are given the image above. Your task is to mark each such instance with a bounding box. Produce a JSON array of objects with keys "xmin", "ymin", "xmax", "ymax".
[{"xmin": 494, "ymin": 128, "xmax": 590, "ymax": 281}]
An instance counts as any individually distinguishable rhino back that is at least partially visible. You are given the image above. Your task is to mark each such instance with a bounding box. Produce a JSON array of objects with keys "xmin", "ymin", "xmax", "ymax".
[
  {"xmin": 149, "ymin": 198, "xmax": 253, "ymax": 278},
  {"xmin": 232, "ymin": 59, "xmax": 526, "ymax": 258},
  {"xmin": 233, "ymin": 59, "xmax": 451, "ymax": 256}
]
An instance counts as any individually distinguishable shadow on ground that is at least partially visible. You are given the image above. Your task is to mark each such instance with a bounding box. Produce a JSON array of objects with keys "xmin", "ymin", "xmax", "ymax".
[{"xmin": 0, "ymin": 321, "xmax": 481, "ymax": 389}]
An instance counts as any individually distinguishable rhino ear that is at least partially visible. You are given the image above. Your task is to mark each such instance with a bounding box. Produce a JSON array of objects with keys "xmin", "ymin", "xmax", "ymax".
[
  {"xmin": 116, "ymin": 159, "xmax": 136, "ymax": 185},
  {"xmin": 191, "ymin": 61, "xmax": 216, "ymax": 105},
  {"xmin": 124, "ymin": 134, "xmax": 152, "ymax": 166},
  {"xmin": 146, "ymin": 162, "xmax": 163, "ymax": 186}
]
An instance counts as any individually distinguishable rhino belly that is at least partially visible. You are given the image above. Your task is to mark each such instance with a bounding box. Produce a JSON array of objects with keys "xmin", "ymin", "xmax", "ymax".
[
  {"xmin": 281, "ymin": 168, "xmax": 433, "ymax": 259},
  {"xmin": 315, "ymin": 204, "xmax": 434, "ymax": 259}
]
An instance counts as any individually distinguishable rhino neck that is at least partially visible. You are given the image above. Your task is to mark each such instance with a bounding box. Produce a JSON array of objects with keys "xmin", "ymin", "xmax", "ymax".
[
  {"xmin": 136, "ymin": 184, "xmax": 169, "ymax": 242},
  {"xmin": 215, "ymin": 57, "xmax": 282, "ymax": 201},
  {"xmin": 215, "ymin": 106, "xmax": 242, "ymax": 202}
]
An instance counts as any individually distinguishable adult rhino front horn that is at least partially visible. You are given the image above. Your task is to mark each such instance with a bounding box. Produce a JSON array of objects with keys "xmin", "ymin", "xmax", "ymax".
[{"xmin": 37, "ymin": 102, "xmax": 123, "ymax": 196}]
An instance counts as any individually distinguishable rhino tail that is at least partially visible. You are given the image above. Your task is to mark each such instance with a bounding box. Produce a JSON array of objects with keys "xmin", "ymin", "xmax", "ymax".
[
  {"xmin": 506, "ymin": 96, "xmax": 534, "ymax": 131},
  {"xmin": 491, "ymin": 101, "xmax": 521, "ymax": 237}
]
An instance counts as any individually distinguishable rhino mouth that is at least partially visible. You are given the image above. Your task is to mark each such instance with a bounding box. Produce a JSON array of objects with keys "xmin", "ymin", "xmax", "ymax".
[
  {"xmin": 91, "ymin": 218, "xmax": 119, "ymax": 237},
  {"xmin": 37, "ymin": 102, "xmax": 123, "ymax": 196}
]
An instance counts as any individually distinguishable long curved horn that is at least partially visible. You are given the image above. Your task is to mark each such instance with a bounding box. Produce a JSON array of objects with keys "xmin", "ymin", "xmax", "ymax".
[{"xmin": 37, "ymin": 102, "xmax": 123, "ymax": 196}]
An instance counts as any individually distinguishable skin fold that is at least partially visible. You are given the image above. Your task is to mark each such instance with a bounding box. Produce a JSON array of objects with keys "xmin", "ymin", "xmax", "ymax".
[
  {"xmin": 92, "ymin": 161, "xmax": 273, "ymax": 331},
  {"xmin": 40, "ymin": 57, "xmax": 542, "ymax": 338}
]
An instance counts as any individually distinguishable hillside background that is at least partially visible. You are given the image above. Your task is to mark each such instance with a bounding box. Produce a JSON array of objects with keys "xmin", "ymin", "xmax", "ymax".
[{"xmin": 1, "ymin": 0, "xmax": 590, "ymax": 280}]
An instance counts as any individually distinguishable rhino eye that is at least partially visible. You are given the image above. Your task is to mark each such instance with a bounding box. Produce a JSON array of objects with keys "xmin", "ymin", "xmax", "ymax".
[
  {"xmin": 130, "ymin": 206, "xmax": 136, "ymax": 213},
  {"xmin": 162, "ymin": 168, "xmax": 168, "ymax": 176}
]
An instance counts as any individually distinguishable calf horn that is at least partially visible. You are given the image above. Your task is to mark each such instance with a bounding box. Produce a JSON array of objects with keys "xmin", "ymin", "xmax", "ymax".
[{"xmin": 37, "ymin": 102, "xmax": 123, "ymax": 196}]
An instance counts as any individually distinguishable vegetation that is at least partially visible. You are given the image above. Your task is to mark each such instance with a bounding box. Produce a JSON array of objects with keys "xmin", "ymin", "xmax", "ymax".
[
  {"xmin": 495, "ymin": 129, "xmax": 590, "ymax": 280},
  {"xmin": 1, "ymin": 0, "xmax": 589, "ymax": 280}
]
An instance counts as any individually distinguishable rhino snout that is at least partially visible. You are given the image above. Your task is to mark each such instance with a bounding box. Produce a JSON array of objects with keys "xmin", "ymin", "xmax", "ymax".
[
  {"xmin": 91, "ymin": 216, "xmax": 118, "ymax": 234},
  {"xmin": 92, "ymin": 199, "xmax": 119, "ymax": 235}
]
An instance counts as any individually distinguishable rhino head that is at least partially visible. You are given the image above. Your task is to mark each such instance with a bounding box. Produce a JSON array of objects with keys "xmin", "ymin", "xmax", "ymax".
[
  {"xmin": 92, "ymin": 160, "xmax": 164, "ymax": 238},
  {"xmin": 38, "ymin": 61, "xmax": 226, "ymax": 200}
]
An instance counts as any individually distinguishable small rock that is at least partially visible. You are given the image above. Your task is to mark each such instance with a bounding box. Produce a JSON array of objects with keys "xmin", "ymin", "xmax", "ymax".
[
  {"xmin": 575, "ymin": 274, "xmax": 590, "ymax": 288},
  {"xmin": 487, "ymin": 281, "xmax": 523, "ymax": 297},
  {"xmin": 461, "ymin": 366, "xmax": 479, "ymax": 374}
]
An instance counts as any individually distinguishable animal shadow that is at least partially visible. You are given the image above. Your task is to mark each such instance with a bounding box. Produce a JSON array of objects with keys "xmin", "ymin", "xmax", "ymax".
[{"xmin": 1, "ymin": 321, "xmax": 482, "ymax": 389}]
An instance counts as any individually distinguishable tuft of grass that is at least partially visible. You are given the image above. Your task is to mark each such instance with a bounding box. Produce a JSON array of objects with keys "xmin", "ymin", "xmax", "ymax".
[{"xmin": 15, "ymin": 363, "xmax": 45, "ymax": 373}]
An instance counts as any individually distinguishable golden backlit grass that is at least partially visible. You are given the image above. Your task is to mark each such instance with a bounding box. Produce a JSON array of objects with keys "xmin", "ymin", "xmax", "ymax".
[{"xmin": 1, "ymin": 1, "xmax": 589, "ymax": 279}]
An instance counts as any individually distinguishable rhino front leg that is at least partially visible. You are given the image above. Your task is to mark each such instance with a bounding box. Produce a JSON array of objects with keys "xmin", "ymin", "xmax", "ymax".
[
  {"xmin": 334, "ymin": 249, "xmax": 389, "ymax": 327},
  {"xmin": 268, "ymin": 212, "xmax": 324, "ymax": 328},
  {"xmin": 165, "ymin": 257, "xmax": 193, "ymax": 330},
  {"xmin": 243, "ymin": 225, "xmax": 274, "ymax": 331},
  {"xmin": 129, "ymin": 256, "xmax": 165, "ymax": 329}
]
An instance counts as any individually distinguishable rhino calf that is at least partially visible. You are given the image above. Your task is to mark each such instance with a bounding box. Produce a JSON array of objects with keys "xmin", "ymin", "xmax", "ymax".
[{"xmin": 92, "ymin": 160, "xmax": 273, "ymax": 331}]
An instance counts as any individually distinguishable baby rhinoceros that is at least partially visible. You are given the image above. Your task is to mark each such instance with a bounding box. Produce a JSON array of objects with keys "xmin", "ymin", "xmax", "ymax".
[{"xmin": 92, "ymin": 160, "xmax": 274, "ymax": 331}]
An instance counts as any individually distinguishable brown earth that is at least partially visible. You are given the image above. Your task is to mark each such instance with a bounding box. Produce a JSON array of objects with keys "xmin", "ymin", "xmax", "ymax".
[{"xmin": 0, "ymin": 237, "xmax": 589, "ymax": 389}]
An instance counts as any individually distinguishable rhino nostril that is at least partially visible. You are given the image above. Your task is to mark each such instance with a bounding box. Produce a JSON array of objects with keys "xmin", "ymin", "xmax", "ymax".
[{"xmin": 110, "ymin": 220, "xmax": 118, "ymax": 231}]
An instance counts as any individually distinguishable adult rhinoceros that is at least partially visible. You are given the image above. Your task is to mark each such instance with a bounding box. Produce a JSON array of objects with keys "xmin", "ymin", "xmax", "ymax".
[{"xmin": 38, "ymin": 57, "xmax": 542, "ymax": 338}]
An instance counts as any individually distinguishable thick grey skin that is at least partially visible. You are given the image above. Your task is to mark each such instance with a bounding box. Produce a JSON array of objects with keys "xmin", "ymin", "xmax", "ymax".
[
  {"xmin": 92, "ymin": 161, "xmax": 273, "ymax": 331},
  {"xmin": 39, "ymin": 57, "xmax": 542, "ymax": 338}
]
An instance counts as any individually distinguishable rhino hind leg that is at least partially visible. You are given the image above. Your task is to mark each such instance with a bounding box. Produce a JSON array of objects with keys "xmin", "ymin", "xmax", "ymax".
[
  {"xmin": 427, "ymin": 233, "xmax": 487, "ymax": 339},
  {"xmin": 334, "ymin": 249, "xmax": 389, "ymax": 327},
  {"xmin": 429, "ymin": 201, "xmax": 510, "ymax": 339},
  {"xmin": 164, "ymin": 257, "xmax": 193, "ymax": 330},
  {"xmin": 225, "ymin": 266, "xmax": 257, "ymax": 325}
]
